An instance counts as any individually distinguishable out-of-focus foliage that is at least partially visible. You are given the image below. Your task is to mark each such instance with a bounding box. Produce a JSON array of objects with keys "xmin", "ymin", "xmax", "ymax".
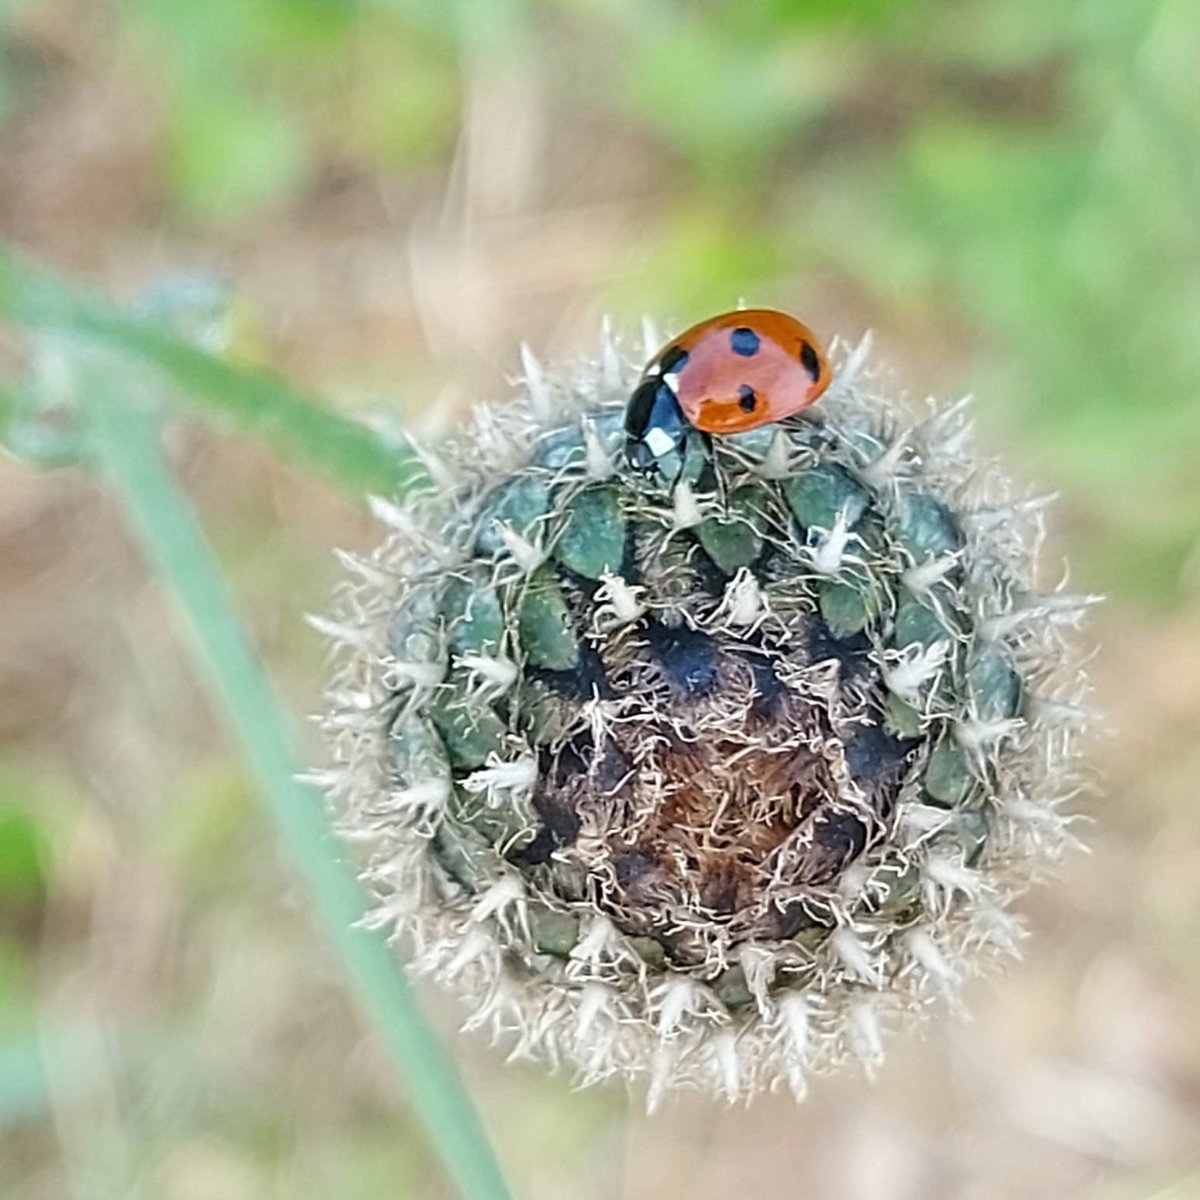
[{"xmin": 2, "ymin": 0, "xmax": 1199, "ymax": 1197}]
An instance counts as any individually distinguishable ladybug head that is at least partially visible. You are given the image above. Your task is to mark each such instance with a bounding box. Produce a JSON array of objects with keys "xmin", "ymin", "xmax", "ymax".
[{"xmin": 624, "ymin": 376, "xmax": 695, "ymax": 475}]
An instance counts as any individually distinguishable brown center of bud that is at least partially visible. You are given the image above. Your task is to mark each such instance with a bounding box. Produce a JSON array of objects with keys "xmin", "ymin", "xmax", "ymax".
[{"xmin": 515, "ymin": 618, "xmax": 916, "ymax": 969}]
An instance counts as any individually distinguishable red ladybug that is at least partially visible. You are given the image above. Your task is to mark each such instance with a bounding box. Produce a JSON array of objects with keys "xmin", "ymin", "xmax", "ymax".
[{"xmin": 625, "ymin": 309, "xmax": 830, "ymax": 473}]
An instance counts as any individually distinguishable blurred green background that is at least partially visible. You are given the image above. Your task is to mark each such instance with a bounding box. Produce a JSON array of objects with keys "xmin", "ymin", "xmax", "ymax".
[{"xmin": 1, "ymin": 0, "xmax": 1199, "ymax": 1197}]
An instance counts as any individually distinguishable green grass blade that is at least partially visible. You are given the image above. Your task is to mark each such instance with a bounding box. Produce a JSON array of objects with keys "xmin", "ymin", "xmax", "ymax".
[
  {"xmin": 76, "ymin": 361, "xmax": 514, "ymax": 1200},
  {"xmin": 0, "ymin": 245, "xmax": 428, "ymax": 496}
]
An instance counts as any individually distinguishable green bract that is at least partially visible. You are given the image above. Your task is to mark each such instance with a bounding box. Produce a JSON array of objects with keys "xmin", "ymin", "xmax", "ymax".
[{"xmin": 321, "ymin": 325, "xmax": 1092, "ymax": 1106}]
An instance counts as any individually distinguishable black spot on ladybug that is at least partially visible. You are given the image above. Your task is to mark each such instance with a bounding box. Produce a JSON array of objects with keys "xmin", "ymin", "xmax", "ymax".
[
  {"xmin": 730, "ymin": 327, "xmax": 761, "ymax": 357},
  {"xmin": 799, "ymin": 340, "xmax": 821, "ymax": 381},
  {"xmin": 659, "ymin": 345, "xmax": 689, "ymax": 375},
  {"xmin": 737, "ymin": 384, "xmax": 757, "ymax": 412}
]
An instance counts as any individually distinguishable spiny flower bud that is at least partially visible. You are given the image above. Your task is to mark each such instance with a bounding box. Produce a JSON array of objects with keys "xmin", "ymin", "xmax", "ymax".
[{"xmin": 318, "ymin": 321, "xmax": 1093, "ymax": 1107}]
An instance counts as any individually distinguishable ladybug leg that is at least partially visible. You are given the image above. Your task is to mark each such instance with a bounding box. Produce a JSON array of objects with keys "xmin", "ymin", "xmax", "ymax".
[
  {"xmin": 778, "ymin": 409, "xmax": 830, "ymax": 451},
  {"xmin": 789, "ymin": 408, "xmax": 827, "ymax": 429}
]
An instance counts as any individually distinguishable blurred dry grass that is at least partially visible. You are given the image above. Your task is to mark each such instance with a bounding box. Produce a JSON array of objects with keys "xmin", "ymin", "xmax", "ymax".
[{"xmin": 2, "ymin": 0, "xmax": 1200, "ymax": 1197}]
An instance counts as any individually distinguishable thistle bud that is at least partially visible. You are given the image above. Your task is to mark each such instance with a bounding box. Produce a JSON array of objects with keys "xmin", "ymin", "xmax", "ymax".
[{"xmin": 319, "ymin": 323, "xmax": 1092, "ymax": 1106}]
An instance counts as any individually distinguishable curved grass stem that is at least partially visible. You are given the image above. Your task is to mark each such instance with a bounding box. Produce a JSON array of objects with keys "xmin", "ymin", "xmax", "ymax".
[{"xmin": 76, "ymin": 360, "xmax": 514, "ymax": 1200}]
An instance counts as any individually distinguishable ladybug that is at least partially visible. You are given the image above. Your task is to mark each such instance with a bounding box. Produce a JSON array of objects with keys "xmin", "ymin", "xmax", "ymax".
[{"xmin": 624, "ymin": 309, "xmax": 830, "ymax": 473}]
